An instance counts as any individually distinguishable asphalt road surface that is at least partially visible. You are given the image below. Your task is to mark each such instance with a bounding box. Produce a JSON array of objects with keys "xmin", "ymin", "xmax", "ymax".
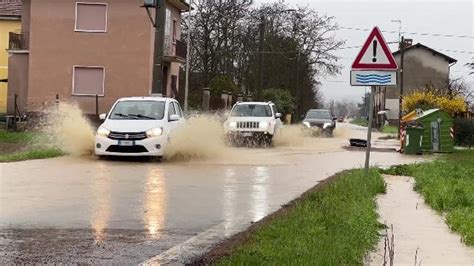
[{"xmin": 0, "ymin": 123, "xmax": 425, "ymax": 264}]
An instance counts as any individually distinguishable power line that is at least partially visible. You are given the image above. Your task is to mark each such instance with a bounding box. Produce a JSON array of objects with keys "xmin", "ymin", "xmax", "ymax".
[
  {"xmin": 339, "ymin": 26, "xmax": 474, "ymax": 39},
  {"xmin": 339, "ymin": 44, "xmax": 473, "ymax": 55}
]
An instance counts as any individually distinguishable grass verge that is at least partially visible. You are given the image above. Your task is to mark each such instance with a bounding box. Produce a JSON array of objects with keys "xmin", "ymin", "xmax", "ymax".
[
  {"xmin": 0, "ymin": 148, "xmax": 63, "ymax": 162},
  {"xmin": 380, "ymin": 125, "xmax": 398, "ymax": 134},
  {"xmin": 0, "ymin": 130, "xmax": 36, "ymax": 143},
  {"xmin": 204, "ymin": 169, "xmax": 385, "ymax": 265},
  {"xmin": 381, "ymin": 150, "xmax": 474, "ymax": 245},
  {"xmin": 350, "ymin": 118, "xmax": 368, "ymax": 127},
  {"xmin": 0, "ymin": 130, "xmax": 63, "ymax": 162}
]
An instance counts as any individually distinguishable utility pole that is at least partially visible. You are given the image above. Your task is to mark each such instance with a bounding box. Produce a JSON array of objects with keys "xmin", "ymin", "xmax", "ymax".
[
  {"xmin": 398, "ymin": 36, "xmax": 405, "ymax": 139},
  {"xmin": 183, "ymin": 0, "xmax": 193, "ymax": 112},
  {"xmin": 150, "ymin": 0, "xmax": 167, "ymax": 96},
  {"xmin": 295, "ymin": 50, "xmax": 301, "ymax": 116},
  {"xmin": 257, "ymin": 15, "xmax": 265, "ymax": 100}
]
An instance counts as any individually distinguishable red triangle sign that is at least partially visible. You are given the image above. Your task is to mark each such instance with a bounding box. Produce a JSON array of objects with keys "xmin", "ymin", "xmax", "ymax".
[{"xmin": 351, "ymin": 27, "xmax": 398, "ymax": 70}]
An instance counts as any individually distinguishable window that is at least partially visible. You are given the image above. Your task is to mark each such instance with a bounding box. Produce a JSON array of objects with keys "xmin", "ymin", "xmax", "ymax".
[
  {"xmin": 75, "ymin": 2, "xmax": 108, "ymax": 32},
  {"xmin": 271, "ymin": 104, "xmax": 278, "ymax": 117},
  {"xmin": 172, "ymin": 20, "xmax": 177, "ymax": 42},
  {"xmin": 72, "ymin": 66, "xmax": 105, "ymax": 96},
  {"xmin": 173, "ymin": 102, "xmax": 182, "ymax": 117},
  {"xmin": 168, "ymin": 102, "xmax": 176, "ymax": 120},
  {"xmin": 109, "ymin": 101, "xmax": 165, "ymax": 120},
  {"xmin": 231, "ymin": 104, "xmax": 273, "ymax": 117}
]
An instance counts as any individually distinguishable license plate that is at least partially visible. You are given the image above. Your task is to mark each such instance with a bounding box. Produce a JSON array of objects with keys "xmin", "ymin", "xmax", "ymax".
[
  {"xmin": 118, "ymin": 140, "xmax": 134, "ymax": 146},
  {"xmin": 242, "ymin": 132, "xmax": 253, "ymax": 137}
]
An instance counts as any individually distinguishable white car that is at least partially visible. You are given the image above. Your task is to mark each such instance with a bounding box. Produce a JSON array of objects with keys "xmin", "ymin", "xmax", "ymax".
[
  {"xmin": 223, "ymin": 101, "xmax": 282, "ymax": 145},
  {"xmin": 95, "ymin": 97, "xmax": 184, "ymax": 158}
]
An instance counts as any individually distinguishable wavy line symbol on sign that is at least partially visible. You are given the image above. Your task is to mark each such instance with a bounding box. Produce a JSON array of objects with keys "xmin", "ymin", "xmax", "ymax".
[{"xmin": 355, "ymin": 74, "xmax": 392, "ymax": 84}]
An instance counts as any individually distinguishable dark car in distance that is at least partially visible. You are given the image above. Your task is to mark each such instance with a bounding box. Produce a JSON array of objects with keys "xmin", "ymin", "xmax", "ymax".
[{"xmin": 302, "ymin": 109, "xmax": 336, "ymax": 136}]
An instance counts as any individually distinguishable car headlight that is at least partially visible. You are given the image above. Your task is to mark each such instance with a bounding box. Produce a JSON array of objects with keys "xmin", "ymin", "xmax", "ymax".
[
  {"xmin": 323, "ymin": 123, "xmax": 331, "ymax": 129},
  {"xmin": 303, "ymin": 122, "xmax": 311, "ymax": 128},
  {"xmin": 146, "ymin": 127, "xmax": 163, "ymax": 137},
  {"xmin": 97, "ymin": 127, "xmax": 110, "ymax": 137},
  {"xmin": 259, "ymin": 121, "xmax": 269, "ymax": 129},
  {"xmin": 229, "ymin": 121, "xmax": 237, "ymax": 128}
]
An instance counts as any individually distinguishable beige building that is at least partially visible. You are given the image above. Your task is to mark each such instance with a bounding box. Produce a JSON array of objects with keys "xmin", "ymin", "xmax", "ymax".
[
  {"xmin": 7, "ymin": 0, "xmax": 188, "ymax": 115},
  {"xmin": 0, "ymin": 0, "xmax": 21, "ymax": 113},
  {"xmin": 375, "ymin": 43, "xmax": 457, "ymax": 126}
]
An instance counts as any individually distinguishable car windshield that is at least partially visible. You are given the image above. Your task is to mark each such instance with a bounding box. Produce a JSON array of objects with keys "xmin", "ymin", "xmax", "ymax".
[
  {"xmin": 306, "ymin": 110, "xmax": 332, "ymax": 120},
  {"xmin": 109, "ymin": 101, "xmax": 165, "ymax": 120},
  {"xmin": 231, "ymin": 104, "xmax": 272, "ymax": 117}
]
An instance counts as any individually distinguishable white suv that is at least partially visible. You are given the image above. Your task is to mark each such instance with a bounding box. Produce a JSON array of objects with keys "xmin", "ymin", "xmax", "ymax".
[
  {"xmin": 95, "ymin": 97, "xmax": 184, "ymax": 158},
  {"xmin": 223, "ymin": 102, "xmax": 282, "ymax": 145}
]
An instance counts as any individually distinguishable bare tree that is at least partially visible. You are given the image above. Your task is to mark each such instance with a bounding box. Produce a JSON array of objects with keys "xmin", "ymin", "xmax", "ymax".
[{"xmin": 183, "ymin": 0, "xmax": 344, "ymax": 112}]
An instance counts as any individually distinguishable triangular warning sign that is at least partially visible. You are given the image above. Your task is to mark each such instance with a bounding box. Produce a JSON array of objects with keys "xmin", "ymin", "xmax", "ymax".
[{"xmin": 351, "ymin": 27, "xmax": 398, "ymax": 70}]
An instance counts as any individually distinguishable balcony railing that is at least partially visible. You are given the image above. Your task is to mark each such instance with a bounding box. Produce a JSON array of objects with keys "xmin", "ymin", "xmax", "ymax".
[
  {"xmin": 9, "ymin": 32, "xmax": 29, "ymax": 50},
  {"xmin": 164, "ymin": 37, "xmax": 187, "ymax": 62}
]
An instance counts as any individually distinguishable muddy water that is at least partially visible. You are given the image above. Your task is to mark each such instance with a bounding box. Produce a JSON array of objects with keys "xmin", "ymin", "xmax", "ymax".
[
  {"xmin": 32, "ymin": 103, "xmax": 356, "ymax": 163},
  {"xmin": 36, "ymin": 102, "xmax": 95, "ymax": 156},
  {"xmin": 0, "ymin": 118, "xmax": 427, "ymax": 264}
]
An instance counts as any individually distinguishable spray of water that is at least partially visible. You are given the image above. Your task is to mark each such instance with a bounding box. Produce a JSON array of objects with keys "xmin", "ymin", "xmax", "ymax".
[
  {"xmin": 164, "ymin": 114, "xmax": 228, "ymax": 161},
  {"xmin": 273, "ymin": 125, "xmax": 311, "ymax": 147},
  {"xmin": 29, "ymin": 102, "xmax": 347, "ymax": 160},
  {"xmin": 39, "ymin": 102, "xmax": 95, "ymax": 156}
]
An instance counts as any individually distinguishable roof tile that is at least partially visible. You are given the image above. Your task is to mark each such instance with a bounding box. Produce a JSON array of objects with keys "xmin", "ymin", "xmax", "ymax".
[{"xmin": 0, "ymin": 0, "xmax": 22, "ymax": 18}]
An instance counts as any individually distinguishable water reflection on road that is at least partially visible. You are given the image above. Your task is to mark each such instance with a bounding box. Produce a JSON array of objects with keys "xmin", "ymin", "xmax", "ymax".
[
  {"xmin": 143, "ymin": 168, "xmax": 166, "ymax": 239},
  {"xmin": 91, "ymin": 162, "xmax": 112, "ymax": 243},
  {"xmin": 251, "ymin": 166, "xmax": 269, "ymax": 222},
  {"xmin": 0, "ymin": 123, "xmax": 428, "ymax": 263}
]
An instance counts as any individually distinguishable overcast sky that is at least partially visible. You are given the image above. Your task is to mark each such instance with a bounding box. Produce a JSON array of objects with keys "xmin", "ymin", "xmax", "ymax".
[{"xmin": 255, "ymin": 0, "xmax": 474, "ymax": 102}]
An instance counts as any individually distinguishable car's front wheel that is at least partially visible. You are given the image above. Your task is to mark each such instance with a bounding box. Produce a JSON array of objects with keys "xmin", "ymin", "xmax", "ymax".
[{"xmin": 261, "ymin": 135, "xmax": 273, "ymax": 147}]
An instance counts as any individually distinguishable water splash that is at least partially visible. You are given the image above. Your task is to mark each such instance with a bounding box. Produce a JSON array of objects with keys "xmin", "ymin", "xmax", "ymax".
[
  {"xmin": 164, "ymin": 114, "xmax": 228, "ymax": 161},
  {"xmin": 38, "ymin": 102, "xmax": 95, "ymax": 156}
]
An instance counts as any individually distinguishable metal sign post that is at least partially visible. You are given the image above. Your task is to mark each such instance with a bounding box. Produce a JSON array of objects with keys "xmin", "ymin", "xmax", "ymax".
[
  {"xmin": 350, "ymin": 26, "xmax": 399, "ymax": 175},
  {"xmin": 364, "ymin": 86, "xmax": 375, "ymax": 173}
]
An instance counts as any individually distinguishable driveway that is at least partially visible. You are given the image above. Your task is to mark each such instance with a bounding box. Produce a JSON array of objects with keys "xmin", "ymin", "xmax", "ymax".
[{"xmin": 0, "ymin": 123, "xmax": 424, "ymax": 264}]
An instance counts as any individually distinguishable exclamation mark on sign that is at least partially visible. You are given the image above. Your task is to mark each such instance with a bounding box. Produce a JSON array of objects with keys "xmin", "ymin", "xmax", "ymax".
[{"xmin": 372, "ymin": 40, "xmax": 377, "ymax": 62}]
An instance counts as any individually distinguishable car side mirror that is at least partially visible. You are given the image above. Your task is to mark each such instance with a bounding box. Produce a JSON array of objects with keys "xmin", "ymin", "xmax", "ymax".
[
  {"xmin": 333, "ymin": 117, "xmax": 337, "ymax": 121},
  {"xmin": 169, "ymin": 114, "xmax": 180, "ymax": 121},
  {"xmin": 99, "ymin": 113, "xmax": 107, "ymax": 120},
  {"xmin": 275, "ymin": 113, "xmax": 282, "ymax": 118}
]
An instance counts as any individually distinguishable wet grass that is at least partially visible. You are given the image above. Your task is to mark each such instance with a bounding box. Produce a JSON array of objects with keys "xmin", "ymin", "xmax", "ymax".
[
  {"xmin": 381, "ymin": 150, "xmax": 474, "ymax": 245},
  {"xmin": 350, "ymin": 118, "xmax": 368, "ymax": 127},
  {"xmin": 0, "ymin": 130, "xmax": 36, "ymax": 143},
  {"xmin": 380, "ymin": 125, "xmax": 398, "ymax": 134},
  {"xmin": 0, "ymin": 148, "xmax": 63, "ymax": 162},
  {"xmin": 0, "ymin": 130, "xmax": 63, "ymax": 162},
  {"xmin": 215, "ymin": 169, "xmax": 386, "ymax": 265}
]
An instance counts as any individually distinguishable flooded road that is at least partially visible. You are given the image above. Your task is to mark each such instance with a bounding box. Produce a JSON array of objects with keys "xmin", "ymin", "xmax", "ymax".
[{"xmin": 0, "ymin": 123, "xmax": 424, "ymax": 264}]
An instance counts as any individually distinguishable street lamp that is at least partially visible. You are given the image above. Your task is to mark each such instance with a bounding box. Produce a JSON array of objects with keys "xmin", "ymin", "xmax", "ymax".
[{"xmin": 183, "ymin": 0, "xmax": 193, "ymax": 112}]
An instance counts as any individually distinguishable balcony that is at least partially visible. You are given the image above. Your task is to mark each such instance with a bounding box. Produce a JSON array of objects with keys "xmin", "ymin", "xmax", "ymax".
[
  {"xmin": 9, "ymin": 32, "xmax": 29, "ymax": 51},
  {"xmin": 164, "ymin": 37, "xmax": 187, "ymax": 63}
]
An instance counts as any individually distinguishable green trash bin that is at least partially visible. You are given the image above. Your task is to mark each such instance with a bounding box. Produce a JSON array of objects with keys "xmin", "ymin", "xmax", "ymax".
[{"xmin": 404, "ymin": 126, "xmax": 423, "ymax": 155}]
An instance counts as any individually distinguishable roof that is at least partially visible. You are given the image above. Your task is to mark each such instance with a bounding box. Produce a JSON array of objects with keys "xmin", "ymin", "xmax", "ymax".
[
  {"xmin": 393, "ymin": 43, "xmax": 457, "ymax": 64},
  {"xmin": 0, "ymin": 0, "xmax": 21, "ymax": 19},
  {"xmin": 236, "ymin": 101, "xmax": 272, "ymax": 105},
  {"xmin": 417, "ymin": 109, "xmax": 440, "ymax": 119},
  {"xmin": 117, "ymin": 96, "xmax": 176, "ymax": 102},
  {"xmin": 168, "ymin": 0, "xmax": 190, "ymax": 12}
]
